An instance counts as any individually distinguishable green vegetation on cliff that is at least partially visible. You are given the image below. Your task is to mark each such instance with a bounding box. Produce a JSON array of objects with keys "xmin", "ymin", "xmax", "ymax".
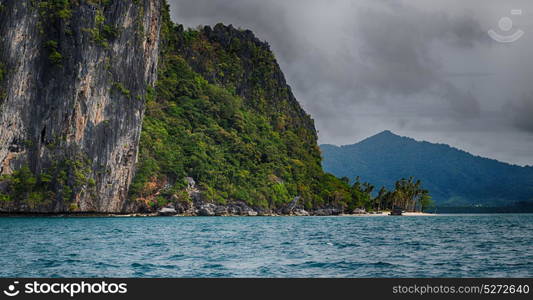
[
  {"xmin": 0, "ymin": 153, "xmax": 95, "ymax": 211},
  {"xmin": 130, "ymin": 4, "xmax": 357, "ymax": 210}
]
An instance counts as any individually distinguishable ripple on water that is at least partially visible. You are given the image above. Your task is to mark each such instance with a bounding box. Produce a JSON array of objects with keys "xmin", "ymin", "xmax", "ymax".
[
  {"xmin": 34, "ymin": 258, "xmax": 64, "ymax": 268},
  {"xmin": 130, "ymin": 262, "xmax": 179, "ymax": 273},
  {"xmin": 168, "ymin": 254, "xmax": 185, "ymax": 260}
]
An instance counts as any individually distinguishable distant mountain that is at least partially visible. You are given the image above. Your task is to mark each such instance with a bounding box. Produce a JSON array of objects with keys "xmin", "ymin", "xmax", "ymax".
[{"xmin": 321, "ymin": 131, "xmax": 533, "ymax": 207}]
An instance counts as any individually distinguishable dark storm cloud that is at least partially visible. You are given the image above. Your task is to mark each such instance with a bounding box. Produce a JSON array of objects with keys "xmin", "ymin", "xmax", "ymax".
[
  {"xmin": 168, "ymin": 0, "xmax": 533, "ymax": 165},
  {"xmin": 353, "ymin": 4, "xmax": 486, "ymax": 116}
]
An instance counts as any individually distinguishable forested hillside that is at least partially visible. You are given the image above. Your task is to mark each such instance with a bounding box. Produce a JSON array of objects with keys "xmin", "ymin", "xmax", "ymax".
[
  {"xmin": 321, "ymin": 131, "xmax": 533, "ymax": 207},
  {"xmin": 129, "ymin": 4, "xmax": 355, "ymax": 212}
]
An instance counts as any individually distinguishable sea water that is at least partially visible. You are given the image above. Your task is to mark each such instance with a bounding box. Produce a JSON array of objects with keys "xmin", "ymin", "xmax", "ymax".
[{"xmin": 0, "ymin": 214, "xmax": 532, "ymax": 277}]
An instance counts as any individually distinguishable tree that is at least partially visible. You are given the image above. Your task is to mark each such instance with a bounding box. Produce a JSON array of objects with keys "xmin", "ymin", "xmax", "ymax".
[
  {"xmin": 375, "ymin": 186, "xmax": 388, "ymax": 211},
  {"xmin": 420, "ymin": 194, "xmax": 434, "ymax": 211},
  {"xmin": 390, "ymin": 177, "xmax": 431, "ymax": 212},
  {"xmin": 351, "ymin": 177, "xmax": 374, "ymax": 210}
]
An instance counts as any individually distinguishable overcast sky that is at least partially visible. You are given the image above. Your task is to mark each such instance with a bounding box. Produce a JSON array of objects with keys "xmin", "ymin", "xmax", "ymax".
[{"xmin": 168, "ymin": 0, "xmax": 533, "ymax": 166}]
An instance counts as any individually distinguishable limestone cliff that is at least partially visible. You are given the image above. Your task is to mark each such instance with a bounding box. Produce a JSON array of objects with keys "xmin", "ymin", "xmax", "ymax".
[{"xmin": 0, "ymin": 0, "xmax": 161, "ymax": 213}]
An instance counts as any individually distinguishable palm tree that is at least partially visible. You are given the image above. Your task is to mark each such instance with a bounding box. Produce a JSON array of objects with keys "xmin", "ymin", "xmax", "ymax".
[
  {"xmin": 390, "ymin": 177, "xmax": 431, "ymax": 212},
  {"xmin": 375, "ymin": 186, "xmax": 387, "ymax": 211}
]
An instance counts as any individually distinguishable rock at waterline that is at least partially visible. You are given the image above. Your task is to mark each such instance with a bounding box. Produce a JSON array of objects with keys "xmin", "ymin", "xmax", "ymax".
[
  {"xmin": 197, "ymin": 203, "xmax": 217, "ymax": 216},
  {"xmin": 292, "ymin": 209, "xmax": 310, "ymax": 216},
  {"xmin": 158, "ymin": 207, "xmax": 177, "ymax": 216},
  {"xmin": 353, "ymin": 208, "xmax": 366, "ymax": 215}
]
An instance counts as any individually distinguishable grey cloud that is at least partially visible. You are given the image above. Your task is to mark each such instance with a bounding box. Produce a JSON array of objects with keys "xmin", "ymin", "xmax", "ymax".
[
  {"xmin": 353, "ymin": 4, "xmax": 485, "ymax": 116},
  {"xmin": 170, "ymin": 0, "xmax": 291, "ymax": 52}
]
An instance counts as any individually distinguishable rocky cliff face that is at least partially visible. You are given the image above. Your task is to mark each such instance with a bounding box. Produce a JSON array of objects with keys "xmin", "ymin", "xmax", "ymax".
[{"xmin": 0, "ymin": 0, "xmax": 161, "ymax": 213}]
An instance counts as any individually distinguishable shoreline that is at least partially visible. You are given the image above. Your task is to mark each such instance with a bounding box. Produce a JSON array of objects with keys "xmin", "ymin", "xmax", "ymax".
[
  {"xmin": 3, "ymin": 212, "xmax": 532, "ymax": 217},
  {"xmin": 0, "ymin": 211, "xmax": 438, "ymax": 217},
  {"xmin": 339, "ymin": 211, "xmax": 436, "ymax": 217}
]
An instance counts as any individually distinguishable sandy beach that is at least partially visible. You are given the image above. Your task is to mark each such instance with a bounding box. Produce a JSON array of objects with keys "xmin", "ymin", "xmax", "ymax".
[
  {"xmin": 402, "ymin": 211, "xmax": 436, "ymax": 216},
  {"xmin": 340, "ymin": 211, "xmax": 436, "ymax": 217}
]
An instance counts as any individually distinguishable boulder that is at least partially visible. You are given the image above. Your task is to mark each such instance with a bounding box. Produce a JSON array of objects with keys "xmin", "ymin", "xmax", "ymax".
[
  {"xmin": 353, "ymin": 208, "xmax": 366, "ymax": 214},
  {"xmin": 197, "ymin": 203, "xmax": 217, "ymax": 216},
  {"xmin": 215, "ymin": 206, "xmax": 228, "ymax": 216},
  {"xmin": 292, "ymin": 209, "xmax": 310, "ymax": 216},
  {"xmin": 174, "ymin": 201, "xmax": 194, "ymax": 215},
  {"xmin": 312, "ymin": 209, "xmax": 330, "ymax": 216},
  {"xmin": 238, "ymin": 202, "xmax": 258, "ymax": 216},
  {"xmin": 245, "ymin": 209, "xmax": 258, "ymax": 216},
  {"xmin": 225, "ymin": 201, "xmax": 257, "ymax": 216},
  {"xmin": 158, "ymin": 207, "xmax": 177, "ymax": 216},
  {"xmin": 313, "ymin": 208, "xmax": 343, "ymax": 216},
  {"xmin": 254, "ymin": 206, "xmax": 273, "ymax": 216},
  {"xmin": 227, "ymin": 204, "xmax": 242, "ymax": 215}
]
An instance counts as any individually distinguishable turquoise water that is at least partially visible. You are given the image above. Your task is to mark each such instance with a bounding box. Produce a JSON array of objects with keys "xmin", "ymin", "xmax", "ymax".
[{"xmin": 0, "ymin": 214, "xmax": 532, "ymax": 277}]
